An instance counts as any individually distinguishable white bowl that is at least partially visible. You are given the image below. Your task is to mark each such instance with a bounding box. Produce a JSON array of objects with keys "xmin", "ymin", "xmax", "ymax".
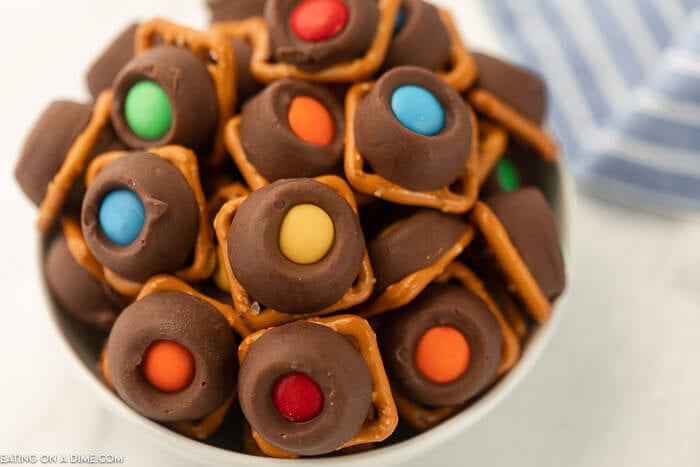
[{"xmin": 41, "ymin": 160, "xmax": 574, "ymax": 466}]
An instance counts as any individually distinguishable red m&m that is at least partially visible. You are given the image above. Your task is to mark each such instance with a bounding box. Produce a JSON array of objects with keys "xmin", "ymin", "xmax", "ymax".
[
  {"xmin": 272, "ymin": 372, "xmax": 324, "ymax": 423},
  {"xmin": 290, "ymin": 0, "xmax": 349, "ymax": 42}
]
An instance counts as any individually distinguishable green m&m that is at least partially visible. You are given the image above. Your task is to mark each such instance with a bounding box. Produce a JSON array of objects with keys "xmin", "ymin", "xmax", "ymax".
[
  {"xmin": 495, "ymin": 158, "xmax": 520, "ymax": 192},
  {"xmin": 124, "ymin": 80, "xmax": 172, "ymax": 140}
]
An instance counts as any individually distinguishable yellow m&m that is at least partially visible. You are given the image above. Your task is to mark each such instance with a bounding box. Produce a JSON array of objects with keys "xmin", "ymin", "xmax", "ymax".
[{"xmin": 279, "ymin": 204, "xmax": 335, "ymax": 264}]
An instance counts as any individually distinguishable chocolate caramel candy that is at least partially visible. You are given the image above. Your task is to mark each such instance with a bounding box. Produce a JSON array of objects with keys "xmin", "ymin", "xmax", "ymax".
[
  {"xmin": 369, "ymin": 209, "xmax": 469, "ymax": 295},
  {"xmin": 383, "ymin": 0, "xmax": 450, "ymax": 71},
  {"xmin": 107, "ymin": 291, "xmax": 237, "ymax": 421},
  {"xmin": 238, "ymin": 321, "xmax": 373, "ymax": 456},
  {"xmin": 81, "ymin": 152, "xmax": 199, "ymax": 283},
  {"xmin": 111, "ymin": 45, "xmax": 218, "ymax": 150},
  {"xmin": 228, "ymin": 37, "xmax": 264, "ymax": 104},
  {"xmin": 86, "ymin": 23, "xmax": 139, "ymax": 99},
  {"xmin": 15, "ymin": 101, "xmax": 91, "ymax": 206},
  {"xmin": 238, "ymin": 80, "xmax": 344, "ymax": 181},
  {"xmin": 485, "ymin": 187, "xmax": 565, "ymax": 301},
  {"xmin": 15, "ymin": 100, "xmax": 125, "ymax": 208},
  {"xmin": 380, "ymin": 283, "xmax": 502, "ymax": 406},
  {"xmin": 355, "ymin": 66, "xmax": 472, "ymax": 191},
  {"xmin": 265, "ymin": 0, "xmax": 379, "ymax": 72},
  {"xmin": 473, "ymin": 53, "xmax": 547, "ymax": 126},
  {"xmin": 44, "ymin": 234, "xmax": 126, "ymax": 330},
  {"xmin": 207, "ymin": 0, "xmax": 267, "ymax": 22},
  {"xmin": 227, "ymin": 178, "xmax": 364, "ymax": 314}
]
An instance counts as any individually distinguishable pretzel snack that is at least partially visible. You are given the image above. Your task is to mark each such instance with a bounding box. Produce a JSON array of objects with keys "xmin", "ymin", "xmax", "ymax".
[
  {"xmin": 238, "ymin": 314, "xmax": 398, "ymax": 458},
  {"xmin": 344, "ymin": 82, "xmax": 479, "ymax": 213}
]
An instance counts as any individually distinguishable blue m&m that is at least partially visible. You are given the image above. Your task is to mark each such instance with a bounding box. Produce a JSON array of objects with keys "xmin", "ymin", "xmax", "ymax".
[
  {"xmin": 98, "ymin": 189, "xmax": 145, "ymax": 246},
  {"xmin": 390, "ymin": 85, "xmax": 445, "ymax": 136}
]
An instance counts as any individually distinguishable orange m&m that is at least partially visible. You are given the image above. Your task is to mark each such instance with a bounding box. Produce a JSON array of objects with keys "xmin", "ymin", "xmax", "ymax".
[
  {"xmin": 288, "ymin": 96, "xmax": 335, "ymax": 146},
  {"xmin": 415, "ymin": 326, "xmax": 470, "ymax": 383},
  {"xmin": 142, "ymin": 340, "xmax": 196, "ymax": 392}
]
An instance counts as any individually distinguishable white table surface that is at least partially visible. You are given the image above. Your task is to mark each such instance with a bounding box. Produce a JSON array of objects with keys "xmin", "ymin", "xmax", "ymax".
[{"xmin": 1, "ymin": 1, "xmax": 699, "ymax": 466}]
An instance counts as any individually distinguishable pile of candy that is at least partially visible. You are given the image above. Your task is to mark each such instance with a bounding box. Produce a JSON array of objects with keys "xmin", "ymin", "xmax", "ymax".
[{"xmin": 15, "ymin": 0, "xmax": 566, "ymax": 458}]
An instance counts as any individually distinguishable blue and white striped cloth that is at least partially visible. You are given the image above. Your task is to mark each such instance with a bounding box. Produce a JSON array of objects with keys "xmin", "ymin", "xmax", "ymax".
[{"xmin": 484, "ymin": 0, "xmax": 700, "ymax": 211}]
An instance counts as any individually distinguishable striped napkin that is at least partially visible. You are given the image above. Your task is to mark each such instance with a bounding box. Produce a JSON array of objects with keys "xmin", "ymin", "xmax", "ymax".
[{"xmin": 483, "ymin": 0, "xmax": 700, "ymax": 211}]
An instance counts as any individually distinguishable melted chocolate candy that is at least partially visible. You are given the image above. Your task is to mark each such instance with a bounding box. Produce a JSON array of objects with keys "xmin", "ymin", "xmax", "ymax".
[
  {"xmin": 485, "ymin": 187, "xmax": 565, "ymax": 300},
  {"xmin": 383, "ymin": 0, "xmax": 450, "ymax": 72},
  {"xmin": 238, "ymin": 79, "xmax": 344, "ymax": 181},
  {"xmin": 238, "ymin": 321, "xmax": 372, "ymax": 455},
  {"xmin": 265, "ymin": 0, "xmax": 379, "ymax": 72},
  {"xmin": 207, "ymin": 0, "xmax": 267, "ymax": 22},
  {"xmin": 111, "ymin": 45, "xmax": 219, "ymax": 150},
  {"xmin": 380, "ymin": 283, "xmax": 502, "ymax": 406},
  {"xmin": 228, "ymin": 38, "xmax": 264, "ymax": 104},
  {"xmin": 44, "ymin": 234, "xmax": 126, "ymax": 330},
  {"xmin": 15, "ymin": 101, "xmax": 92, "ymax": 206},
  {"xmin": 227, "ymin": 178, "xmax": 364, "ymax": 314},
  {"xmin": 86, "ymin": 23, "xmax": 139, "ymax": 99},
  {"xmin": 369, "ymin": 209, "xmax": 469, "ymax": 294},
  {"xmin": 81, "ymin": 152, "xmax": 199, "ymax": 283},
  {"xmin": 355, "ymin": 66, "xmax": 472, "ymax": 191},
  {"xmin": 107, "ymin": 291, "xmax": 237, "ymax": 421},
  {"xmin": 473, "ymin": 52, "xmax": 547, "ymax": 125}
]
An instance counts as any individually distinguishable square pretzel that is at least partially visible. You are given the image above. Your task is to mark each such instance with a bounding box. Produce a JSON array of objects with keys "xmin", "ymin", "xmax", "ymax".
[
  {"xmin": 136, "ymin": 18, "xmax": 237, "ymax": 167},
  {"xmin": 217, "ymin": 0, "xmax": 401, "ymax": 83},
  {"xmin": 213, "ymin": 175, "xmax": 374, "ymax": 335},
  {"xmin": 475, "ymin": 119, "xmax": 509, "ymax": 186},
  {"xmin": 84, "ymin": 145, "xmax": 217, "ymax": 298},
  {"xmin": 357, "ymin": 227, "xmax": 475, "ymax": 319},
  {"xmin": 470, "ymin": 201, "xmax": 552, "ymax": 322},
  {"xmin": 238, "ymin": 314, "xmax": 398, "ymax": 458},
  {"xmin": 37, "ymin": 90, "xmax": 113, "ymax": 233},
  {"xmin": 467, "ymin": 88, "xmax": 558, "ymax": 162},
  {"xmin": 344, "ymin": 82, "xmax": 479, "ymax": 213}
]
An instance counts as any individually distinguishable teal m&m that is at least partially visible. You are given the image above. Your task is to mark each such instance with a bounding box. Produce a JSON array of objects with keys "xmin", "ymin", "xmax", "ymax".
[
  {"xmin": 98, "ymin": 189, "xmax": 145, "ymax": 246},
  {"xmin": 124, "ymin": 80, "xmax": 172, "ymax": 140},
  {"xmin": 393, "ymin": 8, "xmax": 406, "ymax": 35},
  {"xmin": 390, "ymin": 85, "xmax": 445, "ymax": 136}
]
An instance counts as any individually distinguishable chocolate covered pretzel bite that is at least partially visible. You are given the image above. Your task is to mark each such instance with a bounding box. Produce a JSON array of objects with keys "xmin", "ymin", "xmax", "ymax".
[
  {"xmin": 226, "ymin": 79, "xmax": 345, "ymax": 188},
  {"xmin": 237, "ymin": 315, "xmax": 397, "ymax": 457},
  {"xmin": 45, "ymin": 218, "xmax": 126, "ymax": 330},
  {"xmin": 217, "ymin": 0, "xmax": 401, "ymax": 83},
  {"xmin": 468, "ymin": 52, "xmax": 558, "ymax": 161},
  {"xmin": 81, "ymin": 147, "xmax": 215, "ymax": 297},
  {"xmin": 358, "ymin": 209, "xmax": 473, "ymax": 318},
  {"xmin": 471, "ymin": 187, "xmax": 566, "ymax": 322},
  {"xmin": 383, "ymin": 1, "xmax": 475, "ymax": 91},
  {"xmin": 346, "ymin": 66, "xmax": 479, "ymax": 212},
  {"xmin": 106, "ymin": 290, "xmax": 238, "ymax": 423},
  {"xmin": 215, "ymin": 177, "xmax": 374, "ymax": 331},
  {"xmin": 111, "ymin": 19, "xmax": 236, "ymax": 166}
]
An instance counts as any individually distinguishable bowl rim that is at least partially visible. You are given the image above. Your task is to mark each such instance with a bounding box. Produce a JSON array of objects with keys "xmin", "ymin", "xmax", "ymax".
[{"xmin": 42, "ymin": 163, "xmax": 576, "ymax": 466}]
